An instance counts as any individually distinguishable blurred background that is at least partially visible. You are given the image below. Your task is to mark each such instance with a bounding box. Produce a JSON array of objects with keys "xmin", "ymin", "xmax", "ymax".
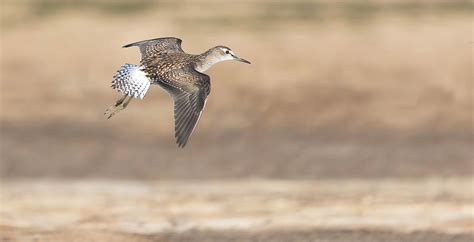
[{"xmin": 0, "ymin": 0, "xmax": 473, "ymax": 241}]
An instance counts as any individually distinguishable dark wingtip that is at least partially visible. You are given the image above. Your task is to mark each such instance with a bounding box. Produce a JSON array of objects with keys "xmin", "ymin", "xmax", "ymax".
[
  {"xmin": 177, "ymin": 141, "xmax": 186, "ymax": 148},
  {"xmin": 176, "ymin": 135, "xmax": 189, "ymax": 148},
  {"xmin": 122, "ymin": 43, "xmax": 135, "ymax": 48}
]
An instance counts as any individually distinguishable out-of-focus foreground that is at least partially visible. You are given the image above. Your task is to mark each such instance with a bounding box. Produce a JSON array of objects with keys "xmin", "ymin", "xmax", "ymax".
[
  {"xmin": 1, "ymin": 179, "xmax": 473, "ymax": 241},
  {"xmin": 1, "ymin": 0, "xmax": 473, "ymax": 241}
]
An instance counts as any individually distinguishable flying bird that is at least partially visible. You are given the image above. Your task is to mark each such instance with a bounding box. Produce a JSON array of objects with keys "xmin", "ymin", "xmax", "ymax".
[{"xmin": 105, "ymin": 37, "xmax": 251, "ymax": 147}]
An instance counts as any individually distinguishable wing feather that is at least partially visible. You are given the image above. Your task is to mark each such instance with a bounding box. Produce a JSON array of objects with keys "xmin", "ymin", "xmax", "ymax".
[
  {"xmin": 123, "ymin": 37, "xmax": 184, "ymax": 59},
  {"xmin": 155, "ymin": 68, "xmax": 210, "ymax": 147}
]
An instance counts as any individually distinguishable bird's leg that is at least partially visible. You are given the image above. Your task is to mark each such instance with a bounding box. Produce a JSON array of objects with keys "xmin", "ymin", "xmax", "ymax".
[
  {"xmin": 115, "ymin": 94, "xmax": 127, "ymax": 106},
  {"xmin": 104, "ymin": 95, "xmax": 132, "ymax": 119},
  {"xmin": 122, "ymin": 95, "xmax": 133, "ymax": 108}
]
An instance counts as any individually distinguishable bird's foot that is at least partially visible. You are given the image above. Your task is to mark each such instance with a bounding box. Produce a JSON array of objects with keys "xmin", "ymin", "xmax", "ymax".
[{"xmin": 104, "ymin": 105, "xmax": 124, "ymax": 119}]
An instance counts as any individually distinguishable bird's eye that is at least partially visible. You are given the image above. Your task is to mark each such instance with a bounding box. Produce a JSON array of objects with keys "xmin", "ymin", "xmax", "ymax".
[{"xmin": 225, "ymin": 50, "xmax": 230, "ymax": 54}]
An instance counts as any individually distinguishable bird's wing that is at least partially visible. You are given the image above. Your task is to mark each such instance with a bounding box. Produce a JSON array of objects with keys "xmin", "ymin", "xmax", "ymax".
[
  {"xmin": 123, "ymin": 37, "xmax": 184, "ymax": 59},
  {"xmin": 156, "ymin": 67, "xmax": 211, "ymax": 147},
  {"xmin": 111, "ymin": 64, "xmax": 151, "ymax": 99}
]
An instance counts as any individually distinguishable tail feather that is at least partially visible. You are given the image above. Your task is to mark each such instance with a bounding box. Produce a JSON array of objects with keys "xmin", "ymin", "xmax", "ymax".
[{"xmin": 111, "ymin": 64, "xmax": 151, "ymax": 99}]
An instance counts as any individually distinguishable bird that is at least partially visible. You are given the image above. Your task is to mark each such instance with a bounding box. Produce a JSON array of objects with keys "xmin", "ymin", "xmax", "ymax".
[{"xmin": 105, "ymin": 37, "xmax": 251, "ymax": 147}]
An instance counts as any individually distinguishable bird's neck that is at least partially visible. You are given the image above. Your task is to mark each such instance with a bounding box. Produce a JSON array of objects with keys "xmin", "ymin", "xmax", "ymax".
[{"xmin": 195, "ymin": 50, "xmax": 221, "ymax": 73}]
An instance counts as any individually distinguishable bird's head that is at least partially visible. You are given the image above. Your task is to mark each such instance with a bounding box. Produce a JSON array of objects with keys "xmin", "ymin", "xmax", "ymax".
[{"xmin": 209, "ymin": 46, "xmax": 251, "ymax": 64}]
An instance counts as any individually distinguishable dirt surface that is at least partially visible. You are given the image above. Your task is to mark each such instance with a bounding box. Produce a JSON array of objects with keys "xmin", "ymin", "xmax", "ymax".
[
  {"xmin": 2, "ymin": 227, "xmax": 473, "ymax": 242},
  {"xmin": 1, "ymin": 122, "xmax": 472, "ymax": 180},
  {"xmin": 1, "ymin": 179, "xmax": 473, "ymax": 241}
]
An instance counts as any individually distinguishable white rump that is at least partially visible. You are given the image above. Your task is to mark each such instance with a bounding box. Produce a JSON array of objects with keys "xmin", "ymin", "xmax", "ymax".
[{"xmin": 111, "ymin": 64, "xmax": 151, "ymax": 99}]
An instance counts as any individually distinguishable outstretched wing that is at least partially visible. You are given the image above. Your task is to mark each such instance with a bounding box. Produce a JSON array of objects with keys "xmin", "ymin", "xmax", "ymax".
[
  {"xmin": 156, "ymin": 67, "xmax": 211, "ymax": 147},
  {"xmin": 123, "ymin": 37, "xmax": 184, "ymax": 59}
]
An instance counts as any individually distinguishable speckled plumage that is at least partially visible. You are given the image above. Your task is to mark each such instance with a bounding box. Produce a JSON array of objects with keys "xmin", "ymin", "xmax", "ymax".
[
  {"xmin": 111, "ymin": 63, "xmax": 150, "ymax": 99},
  {"xmin": 106, "ymin": 37, "xmax": 250, "ymax": 147}
]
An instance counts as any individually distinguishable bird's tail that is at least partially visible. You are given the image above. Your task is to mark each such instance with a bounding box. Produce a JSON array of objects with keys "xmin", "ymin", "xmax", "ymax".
[
  {"xmin": 105, "ymin": 64, "xmax": 151, "ymax": 119},
  {"xmin": 111, "ymin": 63, "xmax": 151, "ymax": 99}
]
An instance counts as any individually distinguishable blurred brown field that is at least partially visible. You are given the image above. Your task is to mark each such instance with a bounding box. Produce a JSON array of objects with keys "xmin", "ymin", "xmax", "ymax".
[
  {"xmin": 1, "ymin": 1, "xmax": 473, "ymax": 241},
  {"xmin": 1, "ymin": 1, "xmax": 472, "ymax": 132},
  {"xmin": 1, "ymin": 0, "xmax": 472, "ymax": 179}
]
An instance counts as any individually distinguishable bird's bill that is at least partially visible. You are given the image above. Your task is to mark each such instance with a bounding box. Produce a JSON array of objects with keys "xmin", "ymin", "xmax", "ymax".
[{"xmin": 232, "ymin": 55, "xmax": 251, "ymax": 64}]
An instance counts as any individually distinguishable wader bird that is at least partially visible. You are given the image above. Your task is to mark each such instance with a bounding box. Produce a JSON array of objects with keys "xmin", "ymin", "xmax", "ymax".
[{"xmin": 105, "ymin": 37, "xmax": 251, "ymax": 147}]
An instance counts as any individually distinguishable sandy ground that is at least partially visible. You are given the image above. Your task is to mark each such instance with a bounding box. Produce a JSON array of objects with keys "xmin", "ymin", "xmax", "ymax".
[
  {"xmin": 1, "ymin": 179, "xmax": 473, "ymax": 241},
  {"xmin": 2, "ymin": 227, "xmax": 473, "ymax": 242}
]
